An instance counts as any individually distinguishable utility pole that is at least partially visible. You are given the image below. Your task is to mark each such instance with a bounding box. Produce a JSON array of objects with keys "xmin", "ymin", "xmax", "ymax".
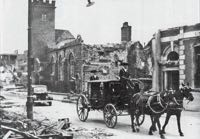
[
  {"xmin": 199, "ymin": 0, "xmax": 200, "ymax": 22},
  {"xmin": 27, "ymin": 0, "xmax": 33, "ymax": 120}
]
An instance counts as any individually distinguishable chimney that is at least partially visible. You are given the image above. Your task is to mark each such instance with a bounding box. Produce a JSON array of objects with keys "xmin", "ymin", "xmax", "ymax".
[{"xmin": 121, "ymin": 22, "xmax": 132, "ymax": 43}]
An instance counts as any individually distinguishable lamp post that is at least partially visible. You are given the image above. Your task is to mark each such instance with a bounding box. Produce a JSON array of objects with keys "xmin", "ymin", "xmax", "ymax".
[{"xmin": 27, "ymin": 0, "xmax": 33, "ymax": 120}]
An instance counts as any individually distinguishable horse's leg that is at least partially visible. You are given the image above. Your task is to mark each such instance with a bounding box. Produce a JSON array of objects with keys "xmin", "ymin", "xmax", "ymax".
[
  {"xmin": 176, "ymin": 112, "xmax": 184, "ymax": 136},
  {"xmin": 156, "ymin": 116, "xmax": 165, "ymax": 139},
  {"xmin": 161, "ymin": 113, "xmax": 171, "ymax": 134},
  {"xmin": 130, "ymin": 103, "xmax": 136, "ymax": 132},
  {"xmin": 156, "ymin": 116, "xmax": 161, "ymax": 132},
  {"xmin": 150, "ymin": 116, "xmax": 157, "ymax": 131},
  {"xmin": 135, "ymin": 113, "xmax": 140, "ymax": 132},
  {"xmin": 131, "ymin": 111, "xmax": 138, "ymax": 132},
  {"xmin": 149, "ymin": 115, "xmax": 156, "ymax": 135}
]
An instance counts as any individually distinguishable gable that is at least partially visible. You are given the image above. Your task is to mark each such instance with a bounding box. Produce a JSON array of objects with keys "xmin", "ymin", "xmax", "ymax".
[{"xmin": 55, "ymin": 29, "xmax": 75, "ymax": 44}]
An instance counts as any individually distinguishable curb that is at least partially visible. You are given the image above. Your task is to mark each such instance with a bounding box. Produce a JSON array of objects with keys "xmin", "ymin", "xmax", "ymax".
[{"xmin": 48, "ymin": 92, "xmax": 78, "ymax": 104}]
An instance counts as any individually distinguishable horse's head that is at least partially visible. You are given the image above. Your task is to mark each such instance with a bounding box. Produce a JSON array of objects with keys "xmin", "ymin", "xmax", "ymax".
[{"xmin": 180, "ymin": 84, "xmax": 194, "ymax": 101}]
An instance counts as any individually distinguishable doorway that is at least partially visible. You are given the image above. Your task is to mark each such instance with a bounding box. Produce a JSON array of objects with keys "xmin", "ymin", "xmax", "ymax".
[
  {"xmin": 195, "ymin": 46, "xmax": 200, "ymax": 87},
  {"xmin": 167, "ymin": 70, "xmax": 179, "ymax": 90}
]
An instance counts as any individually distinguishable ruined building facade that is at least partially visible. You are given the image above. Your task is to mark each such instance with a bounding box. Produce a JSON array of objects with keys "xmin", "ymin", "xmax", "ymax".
[
  {"xmin": 146, "ymin": 23, "xmax": 200, "ymax": 91},
  {"xmin": 30, "ymin": 0, "xmax": 150, "ymax": 93}
]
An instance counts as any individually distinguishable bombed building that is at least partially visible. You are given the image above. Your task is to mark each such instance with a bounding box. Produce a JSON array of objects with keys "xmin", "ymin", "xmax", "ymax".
[
  {"xmin": 29, "ymin": 0, "xmax": 150, "ymax": 93},
  {"xmin": 146, "ymin": 23, "xmax": 200, "ymax": 91}
]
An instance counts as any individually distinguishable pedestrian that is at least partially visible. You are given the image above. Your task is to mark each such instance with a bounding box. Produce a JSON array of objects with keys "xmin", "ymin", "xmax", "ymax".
[
  {"xmin": 90, "ymin": 70, "xmax": 99, "ymax": 81},
  {"xmin": 119, "ymin": 62, "xmax": 130, "ymax": 90},
  {"xmin": 119, "ymin": 62, "xmax": 129, "ymax": 79}
]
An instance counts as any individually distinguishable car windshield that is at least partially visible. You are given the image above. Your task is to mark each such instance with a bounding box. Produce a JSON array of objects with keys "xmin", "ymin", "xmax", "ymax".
[{"xmin": 32, "ymin": 85, "xmax": 47, "ymax": 94}]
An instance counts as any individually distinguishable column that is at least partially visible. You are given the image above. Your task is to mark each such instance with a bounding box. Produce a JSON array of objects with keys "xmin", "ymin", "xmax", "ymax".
[
  {"xmin": 179, "ymin": 40, "xmax": 185, "ymax": 86},
  {"xmin": 152, "ymin": 31, "xmax": 161, "ymax": 91},
  {"xmin": 164, "ymin": 71, "xmax": 167, "ymax": 90}
]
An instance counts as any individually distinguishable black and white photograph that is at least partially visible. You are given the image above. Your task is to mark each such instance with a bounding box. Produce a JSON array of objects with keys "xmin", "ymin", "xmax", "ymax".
[{"xmin": 0, "ymin": 0, "xmax": 200, "ymax": 139}]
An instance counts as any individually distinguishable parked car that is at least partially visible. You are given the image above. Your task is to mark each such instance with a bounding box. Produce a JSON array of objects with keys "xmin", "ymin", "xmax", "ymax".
[{"xmin": 32, "ymin": 85, "xmax": 53, "ymax": 106}]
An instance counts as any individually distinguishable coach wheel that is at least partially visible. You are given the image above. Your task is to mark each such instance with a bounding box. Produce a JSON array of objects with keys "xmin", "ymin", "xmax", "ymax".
[
  {"xmin": 76, "ymin": 95, "xmax": 89, "ymax": 122},
  {"xmin": 103, "ymin": 104, "xmax": 117, "ymax": 128}
]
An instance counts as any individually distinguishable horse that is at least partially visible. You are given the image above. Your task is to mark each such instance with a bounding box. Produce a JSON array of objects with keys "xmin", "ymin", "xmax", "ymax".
[
  {"xmin": 129, "ymin": 91, "xmax": 170, "ymax": 139},
  {"xmin": 161, "ymin": 85, "xmax": 194, "ymax": 136}
]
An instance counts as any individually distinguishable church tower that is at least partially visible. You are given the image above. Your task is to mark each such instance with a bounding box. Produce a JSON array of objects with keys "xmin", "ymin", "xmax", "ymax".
[{"xmin": 31, "ymin": 0, "xmax": 56, "ymax": 62}]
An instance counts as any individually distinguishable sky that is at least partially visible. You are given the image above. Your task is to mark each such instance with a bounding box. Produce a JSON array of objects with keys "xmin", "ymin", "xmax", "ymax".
[{"xmin": 0, "ymin": 0, "xmax": 199, "ymax": 54}]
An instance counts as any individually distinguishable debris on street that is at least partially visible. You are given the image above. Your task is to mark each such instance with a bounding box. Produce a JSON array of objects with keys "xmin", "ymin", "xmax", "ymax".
[
  {"xmin": 0, "ymin": 109, "xmax": 73, "ymax": 139},
  {"xmin": 0, "ymin": 109, "xmax": 114, "ymax": 139},
  {"xmin": 68, "ymin": 127, "xmax": 114, "ymax": 139}
]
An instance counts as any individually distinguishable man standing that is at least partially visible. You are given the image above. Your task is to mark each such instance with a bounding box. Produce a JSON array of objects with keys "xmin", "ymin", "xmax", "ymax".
[
  {"xmin": 119, "ymin": 62, "xmax": 129, "ymax": 80},
  {"xmin": 119, "ymin": 62, "xmax": 130, "ymax": 91},
  {"xmin": 90, "ymin": 70, "xmax": 99, "ymax": 80}
]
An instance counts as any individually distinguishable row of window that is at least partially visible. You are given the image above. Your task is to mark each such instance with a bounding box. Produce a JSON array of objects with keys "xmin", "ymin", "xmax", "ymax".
[{"xmin": 50, "ymin": 53, "xmax": 75, "ymax": 81}]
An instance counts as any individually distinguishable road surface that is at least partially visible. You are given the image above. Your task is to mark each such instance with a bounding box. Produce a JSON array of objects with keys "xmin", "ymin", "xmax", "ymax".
[{"xmin": 1, "ymin": 90, "xmax": 200, "ymax": 139}]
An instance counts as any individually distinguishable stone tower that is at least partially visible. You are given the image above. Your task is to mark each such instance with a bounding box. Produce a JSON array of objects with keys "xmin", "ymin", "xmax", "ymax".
[
  {"xmin": 121, "ymin": 22, "xmax": 132, "ymax": 42},
  {"xmin": 31, "ymin": 0, "xmax": 56, "ymax": 62}
]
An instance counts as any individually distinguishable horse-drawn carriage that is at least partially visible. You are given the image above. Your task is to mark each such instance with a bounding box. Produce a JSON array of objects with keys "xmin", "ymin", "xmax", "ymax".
[
  {"xmin": 76, "ymin": 77, "xmax": 194, "ymax": 138},
  {"xmin": 76, "ymin": 78, "xmax": 148, "ymax": 128}
]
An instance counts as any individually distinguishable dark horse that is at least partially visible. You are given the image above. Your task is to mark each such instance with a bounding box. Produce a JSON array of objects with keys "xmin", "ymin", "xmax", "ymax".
[
  {"xmin": 161, "ymin": 85, "xmax": 194, "ymax": 136},
  {"xmin": 129, "ymin": 91, "xmax": 170, "ymax": 139}
]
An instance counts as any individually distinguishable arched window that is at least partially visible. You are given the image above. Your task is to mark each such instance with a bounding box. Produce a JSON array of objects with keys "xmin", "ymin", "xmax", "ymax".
[
  {"xmin": 69, "ymin": 53, "xmax": 75, "ymax": 79},
  {"xmin": 58, "ymin": 55, "xmax": 62, "ymax": 80},
  {"xmin": 167, "ymin": 51, "xmax": 179, "ymax": 61},
  {"xmin": 51, "ymin": 57, "xmax": 55, "ymax": 75}
]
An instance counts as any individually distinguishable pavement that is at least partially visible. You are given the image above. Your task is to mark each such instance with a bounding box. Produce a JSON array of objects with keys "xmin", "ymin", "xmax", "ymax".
[{"xmin": 48, "ymin": 91, "xmax": 78, "ymax": 103}]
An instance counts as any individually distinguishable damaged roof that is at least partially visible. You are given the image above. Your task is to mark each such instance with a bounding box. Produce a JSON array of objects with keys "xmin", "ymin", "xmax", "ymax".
[{"xmin": 55, "ymin": 29, "xmax": 75, "ymax": 44}]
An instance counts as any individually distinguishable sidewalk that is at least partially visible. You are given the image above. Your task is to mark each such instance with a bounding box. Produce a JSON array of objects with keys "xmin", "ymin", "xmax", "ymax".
[
  {"xmin": 48, "ymin": 91, "xmax": 78, "ymax": 103},
  {"xmin": 1, "ymin": 85, "xmax": 200, "ymax": 112},
  {"xmin": 0, "ymin": 85, "xmax": 78, "ymax": 104}
]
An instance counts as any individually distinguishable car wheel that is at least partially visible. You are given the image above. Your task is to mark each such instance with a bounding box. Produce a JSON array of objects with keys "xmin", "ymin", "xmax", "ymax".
[{"xmin": 48, "ymin": 102, "xmax": 52, "ymax": 106}]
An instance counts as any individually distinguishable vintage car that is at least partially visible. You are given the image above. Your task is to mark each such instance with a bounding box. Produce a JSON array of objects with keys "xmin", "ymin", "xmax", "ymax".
[{"xmin": 32, "ymin": 85, "xmax": 53, "ymax": 106}]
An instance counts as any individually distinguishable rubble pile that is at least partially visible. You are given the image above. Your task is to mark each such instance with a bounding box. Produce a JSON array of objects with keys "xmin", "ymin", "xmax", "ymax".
[
  {"xmin": 70, "ymin": 127, "xmax": 114, "ymax": 139},
  {"xmin": 0, "ymin": 109, "xmax": 114, "ymax": 139},
  {"xmin": 0, "ymin": 109, "xmax": 73, "ymax": 139}
]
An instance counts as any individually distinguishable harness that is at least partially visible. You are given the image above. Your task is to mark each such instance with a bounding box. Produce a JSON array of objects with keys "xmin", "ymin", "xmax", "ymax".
[
  {"xmin": 133, "ymin": 92, "xmax": 168, "ymax": 114},
  {"xmin": 167, "ymin": 89, "xmax": 192, "ymax": 111},
  {"xmin": 147, "ymin": 94, "xmax": 168, "ymax": 114}
]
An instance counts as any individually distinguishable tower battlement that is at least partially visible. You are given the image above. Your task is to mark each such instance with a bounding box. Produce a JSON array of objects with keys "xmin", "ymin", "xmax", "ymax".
[{"xmin": 32, "ymin": 0, "xmax": 55, "ymax": 7}]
